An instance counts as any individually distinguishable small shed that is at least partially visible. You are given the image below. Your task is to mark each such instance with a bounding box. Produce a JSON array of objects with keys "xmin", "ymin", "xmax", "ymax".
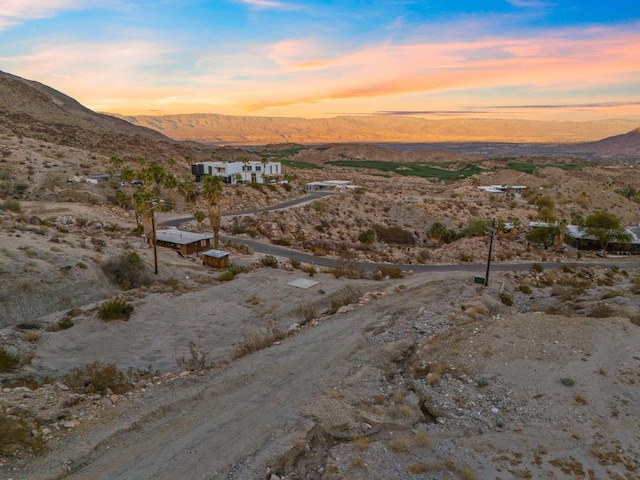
[
  {"xmin": 155, "ymin": 229, "xmax": 213, "ymax": 255},
  {"xmin": 202, "ymin": 249, "xmax": 230, "ymax": 269}
]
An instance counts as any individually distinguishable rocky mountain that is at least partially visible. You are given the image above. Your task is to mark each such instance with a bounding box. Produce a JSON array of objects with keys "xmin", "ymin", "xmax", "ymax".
[
  {"xmin": 0, "ymin": 71, "xmax": 218, "ymax": 163},
  {"xmin": 568, "ymin": 127, "xmax": 640, "ymax": 157},
  {"xmin": 121, "ymin": 112, "xmax": 640, "ymax": 145}
]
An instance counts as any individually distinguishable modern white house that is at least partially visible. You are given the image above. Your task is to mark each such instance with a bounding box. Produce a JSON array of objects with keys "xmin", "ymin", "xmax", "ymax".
[
  {"xmin": 304, "ymin": 180, "xmax": 355, "ymax": 192},
  {"xmin": 191, "ymin": 160, "xmax": 282, "ymax": 184},
  {"xmin": 477, "ymin": 185, "xmax": 528, "ymax": 194}
]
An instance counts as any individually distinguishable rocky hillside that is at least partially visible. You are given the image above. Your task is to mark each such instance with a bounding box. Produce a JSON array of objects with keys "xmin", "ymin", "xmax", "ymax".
[
  {"xmin": 569, "ymin": 127, "xmax": 640, "ymax": 157},
  {"xmin": 0, "ymin": 70, "xmax": 219, "ymax": 164}
]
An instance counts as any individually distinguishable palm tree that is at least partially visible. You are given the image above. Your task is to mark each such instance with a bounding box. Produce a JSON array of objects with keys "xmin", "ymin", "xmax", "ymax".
[
  {"xmin": 177, "ymin": 175, "xmax": 198, "ymax": 206},
  {"xmin": 554, "ymin": 218, "xmax": 568, "ymax": 252},
  {"xmin": 202, "ymin": 175, "xmax": 224, "ymax": 249},
  {"xmin": 194, "ymin": 211, "xmax": 206, "ymax": 232},
  {"xmin": 510, "ymin": 217, "xmax": 521, "ymax": 240}
]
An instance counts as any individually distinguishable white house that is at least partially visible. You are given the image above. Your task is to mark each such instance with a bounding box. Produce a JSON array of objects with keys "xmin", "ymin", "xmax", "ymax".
[
  {"xmin": 477, "ymin": 185, "xmax": 528, "ymax": 194},
  {"xmin": 304, "ymin": 180, "xmax": 355, "ymax": 192},
  {"xmin": 191, "ymin": 160, "xmax": 282, "ymax": 184}
]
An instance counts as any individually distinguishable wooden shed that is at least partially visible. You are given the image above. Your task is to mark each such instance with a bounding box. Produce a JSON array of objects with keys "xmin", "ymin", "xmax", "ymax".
[
  {"xmin": 155, "ymin": 229, "xmax": 213, "ymax": 255},
  {"xmin": 202, "ymin": 249, "xmax": 230, "ymax": 269}
]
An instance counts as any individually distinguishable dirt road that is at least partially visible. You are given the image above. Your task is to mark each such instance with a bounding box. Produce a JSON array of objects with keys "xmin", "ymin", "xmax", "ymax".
[{"xmin": 25, "ymin": 271, "xmax": 435, "ymax": 480}]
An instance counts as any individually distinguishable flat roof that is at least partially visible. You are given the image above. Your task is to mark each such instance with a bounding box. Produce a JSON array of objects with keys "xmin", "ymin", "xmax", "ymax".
[
  {"xmin": 156, "ymin": 229, "xmax": 213, "ymax": 245},
  {"xmin": 202, "ymin": 249, "xmax": 229, "ymax": 258}
]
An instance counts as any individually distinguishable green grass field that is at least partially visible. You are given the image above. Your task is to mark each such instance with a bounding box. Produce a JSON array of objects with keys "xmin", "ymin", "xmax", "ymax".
[
  {"xmin": 327, "ymin": 160, "xmax": 484, "ymax": 179},
  {"xmin": 280, "ymin": 159, "xmax": 323, "ymax": 169},
  {"xmin": 508, "ymin": 162, "xmax": 581, "ymax": 174}
]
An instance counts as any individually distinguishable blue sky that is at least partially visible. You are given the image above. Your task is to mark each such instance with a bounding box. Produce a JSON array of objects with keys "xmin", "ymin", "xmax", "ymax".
[{"xmin": 1, "ymin": 1, "xmax": 639, "ymax": 120}]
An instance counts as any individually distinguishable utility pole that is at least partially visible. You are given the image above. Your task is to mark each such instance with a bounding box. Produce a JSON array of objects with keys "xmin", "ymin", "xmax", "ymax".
[
  {"xmin": 484, "ymin": 218, "xmax": 496, "ymax": 286},
  {"xmin": 151, "ymin": 210, "xmax": 158, "ymax": 275},
  {"xmin": 147, "ymin": 199, "xmax": 163, "ymax": 275}
]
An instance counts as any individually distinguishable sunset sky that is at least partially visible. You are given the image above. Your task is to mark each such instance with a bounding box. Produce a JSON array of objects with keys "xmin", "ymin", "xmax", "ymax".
[{"xmin": 1, "ymin": 1, "xmax": 639, "ymax": 121}]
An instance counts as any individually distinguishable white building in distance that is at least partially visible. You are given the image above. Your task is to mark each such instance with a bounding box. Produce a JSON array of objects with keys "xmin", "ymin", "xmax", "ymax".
[{"xmin": 191, "ymin": 160, "xmax": 282, "ymax": 184}]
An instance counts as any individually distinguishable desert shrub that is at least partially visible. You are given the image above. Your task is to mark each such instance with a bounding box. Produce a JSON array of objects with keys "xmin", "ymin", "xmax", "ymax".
[
  {"xmin": 329, "ymin": 286, "xmax": 361, "ymax": 314},
  {"xmin": 271, "ymin": 238, "xmax": 291, "ymax": 246},
  {"xmin": 101, "ymin": 251, "xmax": 151, "ymax": 290},
  {"xmin": 312, "ymin": 200, "xmax": 328, "ymax": 213},
  {"xmin": 574, "ymin": 393, "xmax": 589, "ymax": 405},
  {"xmin": 388, "ymin": 436, "xmax": 412, "ymax": 452},
  {"xmin": 97, "ymin": 298, "xmax": 134, "ymax": 321},
  {"xmin": 231, "ymin": 224, "xmax": 247, "ymax": 235},
  {"xmin": 372, "ymin": 266, "xmax": 404, "ymax": 280},
  {"xmin": 0, "ymin": 412, "xmax": 46, "ymax": 456},
  {"xmin": 259, "ymin": 254, "xmax": 279, "ymax": 268},
  {"xmin": 531, "ymin": 263, "xmax": 544, "ymax": 273},
  {"xmin": 560, "ymin": 377, "xmax": 576, "ymax": 387},
  {"xmin": 352, "ymin": 436, "xmax": 370, "ymax": 451},
  {"xmin": 499, "ymin": 292, "xmax": 513, "ymax": 306},
  {"xmin": 459, "ymin": 253, "xmax": 473, "ymax": 263},
  {"xmin": 63, "ymin": 361, "xmax": 132, "ymax": 394},
  {"xmin": 174, "ymin": 341, "xmax": 209, "ymax": 371},
  {"xmin": 58, "ymin": 317, "xmax": 74, "ymax": 330},
  {"xmin": 281, "ymin": 182, "xmax": 292, "ymax": 192},
  {"xmin": 1, "ymin": 199, "xmax": 22, "ymax": 213},
  {"xmin": 428, "ymin": 222, "xmax": 460, "ymax": 244},
  {"xmin": 333, "ymin": 256, "xmax": 365, "ymax": 279},
  {"xmin": 293, "ymin": 302, "xmax": 318, "ymax": 324},
  {"xmin": 24, "ymin": 331, "xmax": 40, "ymax": 343},
  {"xmin": 518, "ymin": 284, "xmax": 532, "ymax": 294},
  {"xmin": 373, "ymin": 224, "xmax": 415, "ymax": 245},
  {"xmin": 358, "ymin": 229, "xmax": 376, "ymax": 244},
  {"xmin": 462, "ymin": 217, "xmax": 493, "ymax": 237},
  {"xmin": 218, "ymin": 263, "xmax": 246, "ymax": 282},
  {"xmin": 0, "ymin": 346, "xmax": 21, "ymax": 372},
  {"xmin": 587, "ymin": 303, "xmax": 615, "ymax": 318},
  {"xmin": 289, "ymin": 258, "xmax": 301, "ymax": 269},
  {"xmin": 233, "ymin": 321, "xmax": 286, "ymax": 358}
]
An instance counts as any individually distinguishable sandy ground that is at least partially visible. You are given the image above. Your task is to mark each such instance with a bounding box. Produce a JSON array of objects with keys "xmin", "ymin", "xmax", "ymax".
[{"xmin": 6, "ymin": 267, "xmax": 640, "ymax": 480}]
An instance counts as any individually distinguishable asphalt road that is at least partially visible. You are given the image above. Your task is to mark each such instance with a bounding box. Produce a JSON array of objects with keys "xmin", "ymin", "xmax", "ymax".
[
  {"xmin": 160, "ymin": 193, "xmax": 640, "ymax": 275},
  {"xmin": 161, "ymin": 191, "xmax": 337, "ymax": 227}
]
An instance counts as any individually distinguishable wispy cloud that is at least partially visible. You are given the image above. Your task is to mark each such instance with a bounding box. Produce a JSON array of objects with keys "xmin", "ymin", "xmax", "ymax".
[
  {"xmin": 506, "ymin": 0, "xmax": 553, "ymax": 8},
  {"xmin": 241, "ymin": 24, "xmax": 640, "ymax": 115},
  {"xmin": 236, "ymin": 0, "xmax": 299, "ymax": 10},
  {"xmin": 0, "ymin": 0, "xmax": 96, "ymax": 29}
]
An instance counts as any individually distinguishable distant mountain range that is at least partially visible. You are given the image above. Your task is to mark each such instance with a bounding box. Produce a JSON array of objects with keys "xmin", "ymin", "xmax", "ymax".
[
  {"xmin": 120, "ymin": 113, "xmax": 640, "ymax": 147},
  {"xmin": 1, "ymin": 70, "xmax": 639, "ymax": 158}
]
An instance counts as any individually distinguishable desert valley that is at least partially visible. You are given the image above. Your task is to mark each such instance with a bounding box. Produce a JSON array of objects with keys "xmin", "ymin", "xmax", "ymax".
[{"xmin": 1, "ymin": 69, "xmax": 640, "ymax": 480}]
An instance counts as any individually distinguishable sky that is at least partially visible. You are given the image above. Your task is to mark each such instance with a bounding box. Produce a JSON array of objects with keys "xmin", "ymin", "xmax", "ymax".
[{"xmin": 1, "ymin": 0, "xmax": 640, "ymax": 121}]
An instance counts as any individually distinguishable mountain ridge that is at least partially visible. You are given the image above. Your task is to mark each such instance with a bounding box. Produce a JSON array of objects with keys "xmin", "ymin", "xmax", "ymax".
[{"xmin": 119, "ymin": 112, "xmax": 639, "ymax": 145}]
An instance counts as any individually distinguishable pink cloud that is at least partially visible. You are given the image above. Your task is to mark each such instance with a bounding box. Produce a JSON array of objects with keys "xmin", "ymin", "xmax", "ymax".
[{"xmin": 243, "ymin": 25, "xmax": 640, "ymax": 115}]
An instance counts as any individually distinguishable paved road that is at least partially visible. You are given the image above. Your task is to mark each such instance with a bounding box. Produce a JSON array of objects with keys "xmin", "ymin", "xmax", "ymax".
[
  {"xmin": 221, "ymin": 235, "xmax": 639, "ymax": 273},
  {"xmin": 161, "ymin": 191, "xmax": 337, "ymax": 227},
  {"xmin": 160, "ymin": 193, "xmax": 640, "ymax": 275}
]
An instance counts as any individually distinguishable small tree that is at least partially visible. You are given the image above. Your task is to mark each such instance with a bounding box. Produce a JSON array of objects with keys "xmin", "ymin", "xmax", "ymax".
[
  {"xmin": 462, "ymin": 218, "xmax": 492, "ymax": 237},
  {"xmin": 358, "ymin": 229, "xmax": 376, "ymax": 244},
  {"xmin": 526, "ymin": 225, "xmax": 559, "ymax": 249},
  {"xmin": 582, "ymin": 211, "xmax": 632, "ymax": 250}
]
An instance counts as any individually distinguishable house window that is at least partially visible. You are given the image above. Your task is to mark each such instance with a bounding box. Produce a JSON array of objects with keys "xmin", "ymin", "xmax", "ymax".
[
  {"xmin": 200, "ymin": 240, "xmax": 207, "ymax": 246},
  {"xmin": 256, "ymin": 165, "xmax": 261, "ymax": 171}
]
